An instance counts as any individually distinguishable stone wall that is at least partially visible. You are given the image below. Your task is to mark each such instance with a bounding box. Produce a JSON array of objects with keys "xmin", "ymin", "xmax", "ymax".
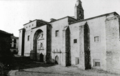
[
  {"xmin": 24, "ymin": 21, "xmax": 37, "ymax": 56},
  {"xmin": 105, "ymin": 14, "xmax": 120, "ymax": 73},
  {"xmin": 50, "ymin": 18, "xmax": 69, "ymax": 66},
  {"xmin": 70, "ymin": 15, "xmax": 107, "ymax": 70},
  {"xmin": 18, "ymin": 29, "xmax": 25, "ymax": 56},
  {"xmin": 87, "ymin": 16, "xmax": 107, "ymax": 70}
]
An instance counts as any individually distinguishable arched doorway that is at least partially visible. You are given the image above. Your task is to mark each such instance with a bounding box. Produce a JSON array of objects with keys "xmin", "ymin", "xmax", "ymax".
[
  {"xmin": 40, "ymin": 53, "xmax": 44, "ymax": 62},
  {"xmin": 55, "ymin": 56, "xmax": 59, "ymax": 64},
  {"xmin": 84, "ymin": 23, "xmax": 91, "ymax": 69},
  {"xmin": 33, "ymin": 29, "xmax": 43, "ymax": 60}
]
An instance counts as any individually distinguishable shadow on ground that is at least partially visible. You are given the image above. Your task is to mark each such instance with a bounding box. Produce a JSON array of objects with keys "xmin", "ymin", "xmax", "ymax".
[{"xmin": 11, "ymin": 57, "xmax": 56, "ymax": 70}]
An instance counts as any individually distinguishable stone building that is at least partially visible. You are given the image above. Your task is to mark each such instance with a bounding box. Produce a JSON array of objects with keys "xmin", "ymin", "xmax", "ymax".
[
  {"xmin": 19, "ymin": 0, "xmax": 120, "ymax": 73},
  {"xmin": 0, "ymin": 30, "xmax": 13, "ymax": 65}
]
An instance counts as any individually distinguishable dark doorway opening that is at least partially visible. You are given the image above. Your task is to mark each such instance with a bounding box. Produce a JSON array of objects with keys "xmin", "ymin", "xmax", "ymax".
[
  {"xmin": 40, "ymin": 53, "xmax": 44, "ymax": 62},
  {"xmin": 84, "ymin": 23, "xmax": 91, "ymax": 69},
  {"xmin": 55, "ymin": 56, "xmax": 59, "ymax": 64},
  {"xmin": 65, "ymin": 27, "xmax": 71, "ymax": 66}
]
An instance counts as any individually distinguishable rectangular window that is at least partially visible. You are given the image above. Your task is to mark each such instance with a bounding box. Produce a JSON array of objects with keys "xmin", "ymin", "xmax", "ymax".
[
  {"xmin": 74, "ymin": 39, "xmax": 77, "ymax": 43},
  {"xmin": 93, "ymin": 59, "xmax": 100, "ymax": 67},
  {"xmin": 94, "ymin": 36, "xmax": 99, "ymax": 42},
  {"xmin": 28, "ymin": 35, "xmax": 30, "ymax": 41},
  {"xmin": 95, "ymin": 62, "xmax": 100, "ymax": 66},
  {"xmin": 55, "ymin": 30, "xmax": 59, "ymax": 37}
]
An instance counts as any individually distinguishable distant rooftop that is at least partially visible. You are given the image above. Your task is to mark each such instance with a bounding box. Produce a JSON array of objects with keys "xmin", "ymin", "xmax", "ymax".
[
  {"xmin": 49, "ymin": 16, "xmax": 77, "ymax": 23},
  {"xmin": 0, "ymin": 30, "xmax": 13, "ymax": 35},
  {"xmin": 24, "ymin": 19, "xmax": 49, "ymax": 26},
  {"xmin": 23, "ymin": 12, "xmax": 119, "ymax": 27}
]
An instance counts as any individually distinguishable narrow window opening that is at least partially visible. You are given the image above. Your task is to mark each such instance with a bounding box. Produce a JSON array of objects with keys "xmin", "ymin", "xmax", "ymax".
[
  {"xmin": 14, "ymin": 44, "xmax": 16, "ymax": 48},
  {"xmin": 28, "ymin": 35, "xmax": 30, "ymax": 41},
  {"xmin": 14, "ymin": 39, "xmax": 16, "ymax": 43},
  {"xmin": 40, "ymin": 43, "xmax": 44, "ymax": 50},
  {"xmin": 41, "ymin": 33, "xmax": 43, "ymax": 38},
  {"xmin": 55, "ymin": 30, "xmax": 59, "ymax": 37}
]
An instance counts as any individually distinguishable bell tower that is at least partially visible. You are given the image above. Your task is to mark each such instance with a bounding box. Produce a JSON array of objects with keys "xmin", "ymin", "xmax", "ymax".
[{"xmin": 75, "ymin": 0, "xmax": 84, "ymax": 20}]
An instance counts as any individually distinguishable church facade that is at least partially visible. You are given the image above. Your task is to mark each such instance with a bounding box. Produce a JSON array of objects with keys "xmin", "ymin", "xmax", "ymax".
[{"xmin": 19, "ymin": 0, "xmax": 120, "ymax": 73}]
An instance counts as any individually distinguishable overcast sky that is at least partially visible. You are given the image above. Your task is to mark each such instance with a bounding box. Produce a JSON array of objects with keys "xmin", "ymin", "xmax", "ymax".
[{"xmin": 0, "ymin": 0, "xmax": 120, "ymax": 36}]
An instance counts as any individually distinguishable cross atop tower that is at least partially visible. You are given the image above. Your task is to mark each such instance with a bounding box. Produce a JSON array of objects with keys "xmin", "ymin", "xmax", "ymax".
[{"xmin": 76, "ymin": 0, "xmax": 81, "ymax": 6}]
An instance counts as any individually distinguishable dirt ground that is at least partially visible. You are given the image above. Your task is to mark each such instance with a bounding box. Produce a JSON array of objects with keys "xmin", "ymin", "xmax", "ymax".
[
  {"xmin": 8, "ymin": 57, "xmax": 120, "ymax": 76},
  {"xmin": 11, "ymin": 63, "xmax": 120, "ymax": 76}
]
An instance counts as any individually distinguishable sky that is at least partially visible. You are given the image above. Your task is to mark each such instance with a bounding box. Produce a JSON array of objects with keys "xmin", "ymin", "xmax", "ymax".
[{"xmin": 0, "ymin": 0, "xmax": 120, "ymax": 37}]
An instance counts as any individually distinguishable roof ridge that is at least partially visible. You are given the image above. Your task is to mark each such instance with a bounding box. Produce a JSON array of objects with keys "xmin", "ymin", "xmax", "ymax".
[{"xmin": 70, "ymin": 11, "xmax": 119, "ymax": 24}]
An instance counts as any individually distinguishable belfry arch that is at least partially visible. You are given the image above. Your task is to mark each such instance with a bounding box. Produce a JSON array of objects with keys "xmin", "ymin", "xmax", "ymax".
[{"xmin": 33, "ymin": 29, "xmax": 43, "ymax": 60}]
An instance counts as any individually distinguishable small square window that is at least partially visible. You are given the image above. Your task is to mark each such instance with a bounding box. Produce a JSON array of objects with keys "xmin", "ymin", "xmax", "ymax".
[
  {"xmin": 74, "ymin": 39, "xmax": 77, "ymax": 43},
  {"xmin": 94, "ymin": 36, "xmax": 99, "ymax": 42}
]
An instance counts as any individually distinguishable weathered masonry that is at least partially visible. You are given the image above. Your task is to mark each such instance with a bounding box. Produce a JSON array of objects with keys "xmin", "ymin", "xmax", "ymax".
[{"xmin": 19, "ymin": 0, "xmax": 120, "ymax": 74}]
